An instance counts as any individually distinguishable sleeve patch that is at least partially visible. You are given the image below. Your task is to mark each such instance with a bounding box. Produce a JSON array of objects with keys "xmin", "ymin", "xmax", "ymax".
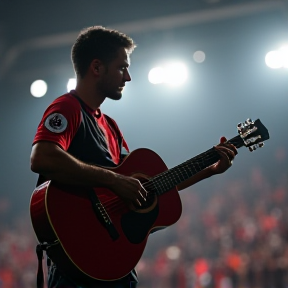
[{"xmin": 44, "ymin": 113, "xmax": 68, "ymax": 133}]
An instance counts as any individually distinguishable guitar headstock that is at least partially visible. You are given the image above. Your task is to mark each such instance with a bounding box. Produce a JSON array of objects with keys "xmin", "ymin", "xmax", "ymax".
[{"xmin": 228, "ymin": 118, "xmax": 270, "ymax": 151}]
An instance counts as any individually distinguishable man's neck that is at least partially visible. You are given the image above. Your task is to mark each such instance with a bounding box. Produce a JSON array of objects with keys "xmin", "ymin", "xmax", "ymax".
[{"xmin": 75, "ymin": 81, "xmax": 105, "ymax": 111}]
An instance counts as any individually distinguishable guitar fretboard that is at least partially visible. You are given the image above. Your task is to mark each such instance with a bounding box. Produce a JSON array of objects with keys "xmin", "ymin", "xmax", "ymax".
[
  {"xmin": 143, "ymin": 134, "xmax": 244, "ymax": 196},
  {"xmin": 143, "ymin": 148, "xmax": 219, "ymax": 195}
]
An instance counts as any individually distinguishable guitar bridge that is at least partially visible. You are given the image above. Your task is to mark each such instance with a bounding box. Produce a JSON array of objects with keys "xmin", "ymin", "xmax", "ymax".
[
  {"xmin": 96, "ymin": 202, "xmax": 113, "ymax": 225},
  {"xmin": 88, "ymin": 189, "xmax": 120, "ymax": 241}
]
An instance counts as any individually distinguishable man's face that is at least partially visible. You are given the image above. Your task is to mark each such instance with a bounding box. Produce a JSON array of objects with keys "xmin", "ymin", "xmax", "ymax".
[{"xmin": 98, "ymin": 47, "xmax": 131, "ymax": 100}]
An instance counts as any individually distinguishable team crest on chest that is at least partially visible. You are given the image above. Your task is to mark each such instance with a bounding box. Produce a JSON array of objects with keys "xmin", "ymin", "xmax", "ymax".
[{"xmin": 44, "ymin": 113, "xmax": 68, "ymax": 133}]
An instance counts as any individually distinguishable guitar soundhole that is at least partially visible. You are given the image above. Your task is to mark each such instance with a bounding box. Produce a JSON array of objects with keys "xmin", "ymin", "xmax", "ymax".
[
  {"xmin": 121, "ymin": 203, "xmax": 159, "ymax": 244},
  {"xmin": 134, "ymin": 193, "xmax": 156, "ymax": 210}
]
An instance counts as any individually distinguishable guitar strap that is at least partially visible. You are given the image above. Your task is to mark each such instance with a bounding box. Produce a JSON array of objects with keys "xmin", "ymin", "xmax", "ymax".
[
  {"xmin": 36, "ymin": 244, "xmax": 45, "ymax": 288},
  {"xmin": 35, "ymin": 241, "xmax": 58, "ymax": 288}
]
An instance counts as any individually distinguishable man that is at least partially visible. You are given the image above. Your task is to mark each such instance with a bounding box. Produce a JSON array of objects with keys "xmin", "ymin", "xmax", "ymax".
[{"xmin": 30, "ymin": 26, "xmax": 237, "ymax": 288}]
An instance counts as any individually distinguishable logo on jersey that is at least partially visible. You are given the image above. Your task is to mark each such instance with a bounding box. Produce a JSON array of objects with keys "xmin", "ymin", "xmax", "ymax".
[{"xmin": 44, "ymin": 113, "xmax": 68, "ymax": 133}]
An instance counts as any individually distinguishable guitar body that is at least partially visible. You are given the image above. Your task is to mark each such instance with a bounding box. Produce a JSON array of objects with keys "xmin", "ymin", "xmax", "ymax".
[{"xmin": 30, "ymin": 148, "xmax": 182, "ymax": 284}]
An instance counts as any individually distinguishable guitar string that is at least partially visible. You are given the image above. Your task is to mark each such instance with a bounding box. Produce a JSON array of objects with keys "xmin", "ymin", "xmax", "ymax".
[
  {"xmin": 143, "ymin": 149, "xmax": 218, "ymax": 191},
  {"xmin": 101, "ymin": 135, "xmax": 255, "ymax": 213},
  {"xmin": 103, "ymin": 149, "xmax": 218, "ymax": 213},
  {"xmin": 146, "ymin": 148, "xmax": 216, "ymax": 184},
  {"xmin": 144, "ymin": 133, "xmax": 262, "ymax": 194},
  {"xmin": 103, "ymin": 149, "xmax": 220, "ymax": 214}
]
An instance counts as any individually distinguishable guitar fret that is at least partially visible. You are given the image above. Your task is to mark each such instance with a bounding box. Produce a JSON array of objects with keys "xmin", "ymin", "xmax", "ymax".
[
  {"xmin": 152, "ymin": 180, "xmax": 165, "ymax": 195},
  {"xmin": 159, "ymin": 180, "xmax": 168, "ymax": 192},
  {"xmin": 176, "ymin": 166, "xmax": 187, "ymax": 182},
  {"xmin": 194, "ymin": 161, "xmax": 203, "ymax": 171},
  {"xmin": 171, "ymin": 172, "xmax": 179, "ymax": 185},
  {"xmin": 186, "ymin": 165, "xmax": 194, "ymax": 176},
  {"xmin": 150, "ymin": 148, "xmax": 221, "ymax": 195},
  {"xmin": 166, "ymin": 174, "xmax": 179, "ymax": 188}
]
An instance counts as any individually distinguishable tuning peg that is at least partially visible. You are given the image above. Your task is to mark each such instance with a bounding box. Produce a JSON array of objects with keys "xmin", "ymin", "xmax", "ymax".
[
  {"xmin": 249, "ymin": 145, "xmax": 257, "ymax": 152},
  {"xmin": 237, "ymin": 122, "xmax": 244, "ymax": 132},
  {"xmin": 238, "ymin": 118, "xmax": 258, "ymax": 139},
  {"xmin": 245, "ymin": 118, "xmax": 254, "ymax": 125},
  {"xmin": 248, "ymin": 142, "xmax": 264, "ymax": 152}
]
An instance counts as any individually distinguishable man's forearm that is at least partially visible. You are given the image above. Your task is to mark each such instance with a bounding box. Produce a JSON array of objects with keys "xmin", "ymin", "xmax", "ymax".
[{"xmin": 176, "ymin": 168, "xmax": 213, "ymax": 191}]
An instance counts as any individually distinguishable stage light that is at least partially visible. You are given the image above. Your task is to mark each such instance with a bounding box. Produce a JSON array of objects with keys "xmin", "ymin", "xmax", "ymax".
[
  {"xmin": 30, "ymin": 80, "xmax": 47, "ymax": 97},
  {"xmin": 265, "ymin": 45, "xmax": 288, "ymax": 69},
  {"xmin": 148, "ymin": 62, "xmax": 188, "ymax": 86},
  {"xmin": 164, "ymin": 62, "xmax": 188, "ymax": 86},
  {"xmin": 279, "ymin": 45, "xmax": 288, "ymax": 68},
  {"xmin": 67, "ymin": 78, "xmax": 76, "ymax": 91},
  {"xmin": 193, "ymin": 50, "xmax": 206, "ymax": 63},
  {"xmin": 265, "ymin": 51, "xmax": 283, "ymax": 69},
  {"xmin": 148, "ymin": 67, "xmax": 165, "ymax": 84}
]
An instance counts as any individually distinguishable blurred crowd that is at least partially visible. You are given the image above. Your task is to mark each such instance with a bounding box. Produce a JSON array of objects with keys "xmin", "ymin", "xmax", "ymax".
[
  {"xmin": 0, "ymin": 147, "xmax": 287, "ymax": 288},
  {"xmin": 0, "ymin": 211, "xmax": 37, "ymax": 288},
  {"xmin": 137, "ymin": 148, "xmax": 288, "ymax": 288}
]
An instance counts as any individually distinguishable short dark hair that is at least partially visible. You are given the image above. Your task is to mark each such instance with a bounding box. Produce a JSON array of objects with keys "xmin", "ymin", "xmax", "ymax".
[{"xmin": 71, "ymin": 26, "xmax": 136, "ymax": 78}]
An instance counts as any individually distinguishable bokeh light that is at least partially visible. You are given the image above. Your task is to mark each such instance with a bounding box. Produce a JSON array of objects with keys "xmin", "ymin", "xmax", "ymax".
[
  {"xmin": 67, "ymin": 78, "xmax": 76, "ymax": 91},
  {"xmin": 148, "ymin": 62, "xmax": 188, "ymax": 86},
  {"xmin": 30, "ymin": 80, "xmax": 47, "ymax": 97},
  {"xmin": 148, "ymin": 67, "xmax": 165, "ymax": 84},
  {"xmin": 265, "ymin": 45, "xmax": 288, "ymax": 69},
  {"xmin": 193, "ymin": 50, "xmax": 206, "ymax": 63}
]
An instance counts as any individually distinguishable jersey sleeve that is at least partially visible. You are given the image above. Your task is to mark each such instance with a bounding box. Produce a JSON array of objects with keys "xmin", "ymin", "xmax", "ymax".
[{"xmin": 33, "ymin": 94, "xmax": 82, "ymax": 151}]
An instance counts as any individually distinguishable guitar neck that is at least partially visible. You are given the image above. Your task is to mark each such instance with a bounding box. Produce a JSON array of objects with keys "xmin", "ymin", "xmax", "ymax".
[{"xmin": 145, "ymin": 135, "xmax": 244, "ymax": 195}]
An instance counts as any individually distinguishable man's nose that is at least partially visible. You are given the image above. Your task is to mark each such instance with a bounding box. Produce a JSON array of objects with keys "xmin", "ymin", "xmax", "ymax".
[{"xmin": 124, "ymin": 71, "xmax": 131, "ymax": 82}]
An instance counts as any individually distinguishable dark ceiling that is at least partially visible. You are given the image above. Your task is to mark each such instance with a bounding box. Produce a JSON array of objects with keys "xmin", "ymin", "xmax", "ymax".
[{"xmin": 1, "ymin": 0, "xmax": 287, "ymax": 82}]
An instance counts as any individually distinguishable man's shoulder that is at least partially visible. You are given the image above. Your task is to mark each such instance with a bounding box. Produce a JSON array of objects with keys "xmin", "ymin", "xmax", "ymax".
[
  {"xmin": 47, "ymin": 93, "xmax": 81, "ymax": 112},
  {"xmin": 52, "ymin": 93, "xmax": 80, "ymax": 106}
]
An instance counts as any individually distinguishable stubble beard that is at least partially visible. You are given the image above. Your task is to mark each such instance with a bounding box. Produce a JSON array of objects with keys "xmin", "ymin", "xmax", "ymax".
[
  {"xmin": 105, "ymin": 88, "xmax": 123, "ymax": 101},
  {"xmin": 98, "ymin": 80, "xmax": 123, "ymax": 101},
  {"xmin": 98, "ymin": 69, "xmax": 123, "ymax": 101}
]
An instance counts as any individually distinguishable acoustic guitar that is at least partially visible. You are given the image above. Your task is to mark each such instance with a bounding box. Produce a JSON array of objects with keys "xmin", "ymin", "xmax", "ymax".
[{"xmin": 30, "ymin": 118, "xmax": 269, "ymax": 285}]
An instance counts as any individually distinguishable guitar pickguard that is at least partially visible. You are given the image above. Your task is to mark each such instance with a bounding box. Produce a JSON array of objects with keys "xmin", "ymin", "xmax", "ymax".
[{"xmin": 121, "ymin": 203, "xmax": 159, "ymax": 244}]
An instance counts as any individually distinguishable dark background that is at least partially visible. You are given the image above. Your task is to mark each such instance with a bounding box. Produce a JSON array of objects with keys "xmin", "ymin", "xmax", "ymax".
[{"xmin": 0, "ymin": 1, "xmax": 287, "ymax": 286}]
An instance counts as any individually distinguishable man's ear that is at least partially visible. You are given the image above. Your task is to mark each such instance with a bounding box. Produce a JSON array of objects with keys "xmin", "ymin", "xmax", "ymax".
[{"xmin": 91, "ymin": 59, "xmax": 102, "ymax": 75}]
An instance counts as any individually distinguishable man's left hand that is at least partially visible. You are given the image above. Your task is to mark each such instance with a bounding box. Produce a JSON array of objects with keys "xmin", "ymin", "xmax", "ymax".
[{"xmin": 209, "ymin": 136, "xmax": 238, "ymax": 174}]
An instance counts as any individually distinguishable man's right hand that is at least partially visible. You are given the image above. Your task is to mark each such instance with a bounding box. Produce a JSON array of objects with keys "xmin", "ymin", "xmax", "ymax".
[{"xmin": 109, "ymin": 174, "xmax": 148, "ymax": 208}]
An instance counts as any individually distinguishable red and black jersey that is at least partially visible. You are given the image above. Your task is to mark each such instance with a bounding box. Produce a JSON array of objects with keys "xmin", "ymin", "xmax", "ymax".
[
  {"xmin": 33, "ymin": 91, "xmax": 129, "ymax": 167},
  {"xmin": 33, "ymin": 91, "xmax": 137, "ymax": 286}
]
